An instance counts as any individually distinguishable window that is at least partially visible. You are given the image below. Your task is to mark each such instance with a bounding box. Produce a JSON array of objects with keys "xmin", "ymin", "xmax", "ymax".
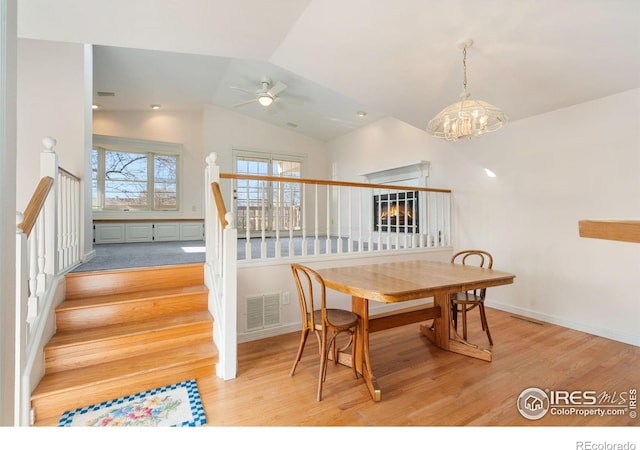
[
  {"xmin": 233, "ymin": 150, "xmax": 304, "ymax": 235},
  {"xmin": 92, "ymin": 135, "xmax": 181, "ymax": 211}
]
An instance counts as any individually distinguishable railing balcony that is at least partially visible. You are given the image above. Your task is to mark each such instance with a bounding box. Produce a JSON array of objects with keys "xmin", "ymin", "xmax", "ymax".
[{"xmin": 219, "ymin": 173, "xmax": 452, "ymax": 261}]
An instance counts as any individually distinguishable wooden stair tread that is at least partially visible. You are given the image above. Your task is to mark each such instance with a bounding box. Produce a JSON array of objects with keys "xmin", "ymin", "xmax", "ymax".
[
  {"xmin": 57, "ymin": 284, "xmax": 208, "ymax": 310},
  {"xmin": 32, "ymin": 341, "xmax": 218, "ymax": 399},
  {"xmin": 33, "ymin": 264, "xmax": 217, "ymax": 422},
  {"xmin": 46, "ymin": 310, "xmax": 213, "ymax": 348},
  {"xmin": 64, "ymin": 263, "xmax": 205, "ymax": 299}
]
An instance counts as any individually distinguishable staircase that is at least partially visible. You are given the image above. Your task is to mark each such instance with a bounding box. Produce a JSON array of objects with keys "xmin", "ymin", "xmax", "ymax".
[{"xmin": 30, "ymin": 263, "xmax": 217, "ymax": 424}]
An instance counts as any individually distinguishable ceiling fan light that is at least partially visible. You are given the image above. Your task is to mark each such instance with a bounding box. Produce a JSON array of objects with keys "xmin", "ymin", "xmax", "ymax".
[{"xmin": 258, "ymin": 94, "xmax": 273, "ymax": 107}]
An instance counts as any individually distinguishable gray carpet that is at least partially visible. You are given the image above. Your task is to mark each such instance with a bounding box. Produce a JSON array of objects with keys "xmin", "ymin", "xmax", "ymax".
[
  {"xmin": 72, "ymin": 237, "xmax": 387, "ymax": 272},
  {"xmin": 72, "ymin": 240, "xmax": 206, "ymax": 272}
]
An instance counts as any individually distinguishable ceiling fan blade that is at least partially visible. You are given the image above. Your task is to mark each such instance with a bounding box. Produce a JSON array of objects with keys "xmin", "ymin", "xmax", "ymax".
[
  {"xmin": 268, "ymin": 81, "xmax": 287, "ymax": 97},
  {"xmin": 233, "ymin": 99, "xmax": 257, "ymax": 108}
]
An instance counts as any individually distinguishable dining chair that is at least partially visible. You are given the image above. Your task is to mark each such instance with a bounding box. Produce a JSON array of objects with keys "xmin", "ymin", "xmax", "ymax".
[
  {"xmin": 289, "ymin": 263, "xmax": 360, "ymax": 401},
  {"xmin": 450, "ymin": 250, "xmax": 494, "ymax": 345}
]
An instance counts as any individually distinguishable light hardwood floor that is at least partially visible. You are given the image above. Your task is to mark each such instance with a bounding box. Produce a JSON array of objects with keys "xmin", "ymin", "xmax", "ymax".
[
  {"xmin": 34, "ymin": 307, "xmax": 638, "ymax": 427},
  {"xmin": 198, "ymin": 307, "xmax": 639, "ymax": 427}
]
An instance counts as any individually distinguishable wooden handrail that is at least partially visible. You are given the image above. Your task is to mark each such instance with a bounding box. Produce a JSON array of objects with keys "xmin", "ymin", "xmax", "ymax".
[
  {"xmin": 58, "ymin": 166, "xmax": 80, "ymax": 181},
  {"xmin": 211, "ymin": 182, "xmax": 228, "ymax": 228},
  {"xmin": 18, "ymin": 176, "xmax": 54, "ymax": 238},
  {"xmin": 220, "ymin": 173, "xmax": 451, "ymax": 193}
]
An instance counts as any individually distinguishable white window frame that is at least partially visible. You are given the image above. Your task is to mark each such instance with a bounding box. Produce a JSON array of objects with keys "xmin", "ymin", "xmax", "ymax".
[
  {"xmin": 232, "ymin": 148, "xmax": 307, "ymax": 236},
  {"xmin": 92, "ymin": 134, "xmax": 183, "ymax": 213}
]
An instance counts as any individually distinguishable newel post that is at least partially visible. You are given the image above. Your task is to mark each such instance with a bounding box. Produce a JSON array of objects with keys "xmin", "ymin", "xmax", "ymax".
[
  {"xmin": 40, "ymin": 137, "xmax": 58, "ymax": 276},
  {"xmin": 204, "ymin": 152, "xmax": 219, "ymax": 266}
]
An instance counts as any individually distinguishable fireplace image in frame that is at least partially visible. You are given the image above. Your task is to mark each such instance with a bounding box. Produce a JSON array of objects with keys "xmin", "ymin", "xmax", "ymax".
[{"xmin": 373, "ymin": 191, "xmax": 419, "ymax": 233}]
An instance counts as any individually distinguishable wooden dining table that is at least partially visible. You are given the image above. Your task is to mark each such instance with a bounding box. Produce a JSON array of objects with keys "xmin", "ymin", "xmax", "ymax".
[{"xmin": 316, "ymin": 259, "xmax": 516, "ymax": 401}]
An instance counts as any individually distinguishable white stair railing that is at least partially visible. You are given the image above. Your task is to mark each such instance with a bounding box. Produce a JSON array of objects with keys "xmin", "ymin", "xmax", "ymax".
[
  {"xmin": 204, "ymin": 152, "xmax": 237, "ymax": 380},
  {"xmin": 15, "ymin": 137, "xmax": 82, "ymax": 425},
  {"xmin": 221, "ymin": 173, "xmax": 452, "ymax": 261}
]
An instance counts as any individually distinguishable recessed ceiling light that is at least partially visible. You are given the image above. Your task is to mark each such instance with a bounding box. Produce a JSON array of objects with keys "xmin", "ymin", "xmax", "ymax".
[
  {"xmin": 356, "ymin": 111, "xmax": 367, "ymax": 117},
  {"xmin": 92, "ymin": 104, "xmax": 99, "ymax": 110},
  {"xmin": 150, "ymin": 104, "xmax": 161, "ymax": 110}
]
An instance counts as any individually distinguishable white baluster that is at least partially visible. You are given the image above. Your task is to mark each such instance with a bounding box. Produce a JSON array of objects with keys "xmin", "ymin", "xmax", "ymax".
[
  {"xmin": 288, "ymin": 182, "xmax": 294, "ymax": 257},
  {"xmin": 358, "ymin": 188, "xmax": 363, "ymax": 253},
  {"xmin": 337, "ymin": 186, "xmax": 343, "ymax": 254},
  {"xmin": 314, "ymin": 185, "xmax": 320, "ymax": 255},
  {"xmin": 260, "ymin": 185, "xmax": 267, "ymax": 259},
  {"xmin": 367, "ymin": 187, "xmax": 373, "ymax": 252},
  {"xmin": 301, "ymin": 184, "xmax": 307, "ymax": 256},
  {"xmin": 244, "ymin": 182, "xmax": 251, "ymax": 260},
  {"xmin": 326, "ymin": 185, "xmax": 331, "ymax": 254},
  {"xmin": 347, "ymin": 187, "xmax": 353, "ymax": 253},
  {"xmin": 275, "ymin": 181, "xmax": 281, "ymax": 258}
]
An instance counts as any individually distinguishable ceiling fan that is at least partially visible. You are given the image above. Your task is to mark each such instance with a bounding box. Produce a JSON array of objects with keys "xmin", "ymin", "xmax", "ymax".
[{"xmin": 230, "ymin": 77, "xmax": 288, "ymax": 108}]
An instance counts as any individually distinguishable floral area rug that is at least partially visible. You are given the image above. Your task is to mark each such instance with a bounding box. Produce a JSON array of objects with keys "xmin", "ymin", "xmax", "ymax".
[{"xmin": 58, "ymin": 379, "xmax": 206, "ymax": 427}]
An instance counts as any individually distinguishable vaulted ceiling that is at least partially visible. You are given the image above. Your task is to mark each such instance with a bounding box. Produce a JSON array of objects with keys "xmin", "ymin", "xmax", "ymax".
[{"xmin": 17, "ymin": 0, "xmax": 640, "ymax": 141}]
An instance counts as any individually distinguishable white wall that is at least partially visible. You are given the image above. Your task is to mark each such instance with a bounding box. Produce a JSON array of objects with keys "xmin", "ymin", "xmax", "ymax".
[
  {"xmin": 203, "ymin": 103, "xmax": 329, "ymax": 176},
  {"xmin": 16, "ymin": 38, "xmax": 93, "ymax": 257},
  {"xmin": 93, "ymin": 109, "xmax": 206, "ymax": 219},
  {"xmin": 456, "ymin": 89, "xmax": 640, "ymax": 346},
  {"xmin": 16, "ymin": 39, "xmax": 89, "ymax": 208},
  {"xmin": 327, "ymin": 90, "xmax": 640, "ymax": 346}
]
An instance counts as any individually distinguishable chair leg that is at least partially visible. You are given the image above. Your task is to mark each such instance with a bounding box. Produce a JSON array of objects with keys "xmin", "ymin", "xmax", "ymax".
[
  {"xmin": 317, "ymin": 330, "xmax": 329, "ymax": 401},
  {"xmin": 290, "ymin": 328, "xmax": 309, "ymax": 377},
  {"xmin": 452, "ymin": 302, "xmax": 458, "ymax": 330},
  {"xmin": 479, "ymin": 304, "xmax": 493, "ymax": 346},
  {"xmin": 351, "ymin": 328, "xmax": 358, "ymax": 380},
  {"xmin": 461, "ymin": 306, "xmax": 468, "ymax": 340}
]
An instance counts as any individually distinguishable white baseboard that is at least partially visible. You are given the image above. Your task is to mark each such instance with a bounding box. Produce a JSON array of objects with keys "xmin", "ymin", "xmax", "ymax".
[
  {"xmin": 238, "ymin": 300, "xmax": 639, "ymax": 348},
  {"xmin": 486, "ymin": 300, "xmax": 639, "ymax": 347},
  {"xmin": 83, "ymin": 248, "xmax": 97, "ymax": 262}
]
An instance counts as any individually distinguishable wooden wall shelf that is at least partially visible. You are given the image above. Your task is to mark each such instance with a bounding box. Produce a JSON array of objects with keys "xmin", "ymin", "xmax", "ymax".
[{"xmin": 578, "ymin": 220, "xmax": 640, "ymax": 243}]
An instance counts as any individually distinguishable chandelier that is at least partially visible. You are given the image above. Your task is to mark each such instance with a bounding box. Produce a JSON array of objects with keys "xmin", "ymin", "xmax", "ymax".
[{"xmin": 427, "ymin": 39, "xmax": 507, "ymax": 141}]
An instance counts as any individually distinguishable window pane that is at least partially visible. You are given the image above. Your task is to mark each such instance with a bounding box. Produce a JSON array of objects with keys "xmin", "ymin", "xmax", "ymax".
[
  {"xmin": 154, "ymin": 182, "xmax": 177, "ymax": 209},
  {"xmin": 272, "ymin": 159, "xmax": 301, "ymax": 231},
  {"xmin": 91, "ymin": 149, "xmax": 99, "ymax": 209},
  {"xmin": 91, "ymin": 149, "xmax": 99, "ymax": 182},
  {"xmin": 154, "ymin": 154, "xmax": 177, "ymax": 181},
  {"xmin": 154, "ymin": 154, "xmax": 177, "ymax": 210},
  {"xmin": 92, "ymin": 179, "xmax": 99, "ymax": 209},
  {"xmin": 105, "ymin": 151, "xmax": 147, "ymax": 181},
  {"xmin": 104, "ymin": 180, "xmax": 148, "ymax": 209}
]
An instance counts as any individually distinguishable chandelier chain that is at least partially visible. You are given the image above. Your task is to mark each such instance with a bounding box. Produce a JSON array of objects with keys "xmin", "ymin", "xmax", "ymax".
[{"xmin": 462, "ymin": 47, "xmax": 468, "ymax": 91}]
